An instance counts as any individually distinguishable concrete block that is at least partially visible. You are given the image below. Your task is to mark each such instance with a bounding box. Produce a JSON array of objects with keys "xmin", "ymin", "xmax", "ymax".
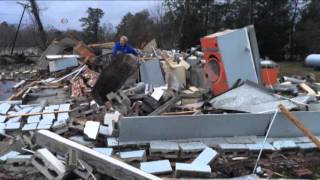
[
  {"xmin": 52, "ymin": 120, "xmax": 68, "ymax": 134},
  {"xmin": 294, "ymin": 137, "xmax": 311, "ymax": 143},
  {"xmin": 246, "ymin": 143, "xmax": 275, "ymax": 151},
  {"xmin": 0, "ymin": 123, "xmax": 5, "ymax": 130},
  {"xmin": 179, "ymin": 142, "xmax": 206, "ymax": 153},
  {"xmin": 57, "ymin": 113, "xmax": 69, "ymax": 121},
  {"xmin": 273, "ymin": 140, "xmax": 297, "ymax": 150},
  {"xmin": 150, "ymin": 141, "xmax": 179, "ymax": 158},
  {"xmin": 32, "ymin": 148, "xmax": 66, "ymax": 180},
  {"xmin": 297, "ymin": 143, "xmax": 317, "ymax": 150},
  {"xmin": 6, "ymin": 117, "xmax": 21, "ymax": 123},
  {"xmin": 0, "ymin": 115, "xmax": 6, "ymax": 123},
  {"xmin": 226, "ymin": 136, "xmax": 257, "ymax": 144},
  {"xmin": 42, "ymin": 109, "xmax": 56, "ymax": 120},
  {"xmin": 119, "ymin": 150, "xmax": 146, "ymax": 162},
  {"xmin": 52, "ymin": 119, "xmax": 67, "ymax": 129},
  {"xmin": 0, "ymin": 103, "xmax": 11, "ymax": 114},
  {"xmin": 0, "ymin": 129, "xmax": 5, "ymax": 136},
  {"xmin": 140, "ymin": 160, "xmax": 172, "ymax": 174},
  {"xmin": 45, "ymin": 105, "xmax": 60, "ymax": 111},
  {"xmin": 218, "ymin": 144, "xmax": 249, "ymax": 152},
  {"xmin": 93, "ymin": 148, "xmax": 113, "ymax": 156},
  {"xmin": 13, "ymin": 105, "xmax": 22, "ymax": 112},
  {"xmin": 84, "ymin": 121, "xmax": 100, "ymax": 140},
  {"xmin": 191, "ymin": 147, "xmax": 218, "ymax": 166},
  {"xmin": 0, "ymin": 151, "xmax": 20, "ymax": 162},
  {"xmin": 38, "ymin": 118, "xmax": 54, "ymax": 125},
  {"xmin": 37, "ymin": 123, "xmax": 52, "ymax": 130},
  {"xmin": 99, "ymin": 125, "xmax": 109, "ymax": 136},
  {"xmin": 59, "ymin": 104, "xmax": 70, "ymax": 111},
  {"xmin": 57, "ymin": 104, "xmax": 70, "ymax": 121},
  {"xmin": 175, "ymin": 163, "xmax": 211, "ymax": 178},
  {"xmin": 22, "ymin": 123, "xmax": 38, "ymax": 131},
  {"xmin": 27, "ymin": 115, "xmax": 41, "ymax": 123},
  {"xmin": 106, "ymin": 137, "xmax": 119, "ymax": 147},
  {"xmin": 5, "ymin": 122, "xmax": 21, "ymax": 130},
  {"xmin": 103, "ymin": 111, "xmax": 121, "ymax": 136},
  {"xmin": 6, "ymin": 155, "xmax": 32, "ymax": 164},
  {"xmin": 201, "ymin": 137, "xmax": 228, "ymax": 147}
]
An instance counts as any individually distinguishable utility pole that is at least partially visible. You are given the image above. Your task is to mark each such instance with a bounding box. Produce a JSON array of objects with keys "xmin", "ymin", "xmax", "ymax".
[
  {"xmin": 10, "ymin": 2, "xmax": 30, "ymax": 55},
  {"xmin": 28, "ymin": 0, "xmax": 47, "ymax": 50}
]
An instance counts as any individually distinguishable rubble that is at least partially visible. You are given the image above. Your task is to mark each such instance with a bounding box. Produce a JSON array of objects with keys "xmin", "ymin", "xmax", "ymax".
[{"xmin": 1, "ymin": 28, "xmax": 320, "ymax": 179}]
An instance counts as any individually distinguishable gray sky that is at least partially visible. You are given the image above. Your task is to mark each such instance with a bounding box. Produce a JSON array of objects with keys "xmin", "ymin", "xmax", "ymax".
[{"xmin": 0, "ymin": 0, "xmax": 162, "ymax": 30}]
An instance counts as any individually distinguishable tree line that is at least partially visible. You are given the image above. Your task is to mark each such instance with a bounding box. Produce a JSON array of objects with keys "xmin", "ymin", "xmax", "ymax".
[
  {"xmin": 0, "ymin": 0, "xmax": 319, "ymax": 61},
  {"xmin": 116, "ymin": 0, "xmax": 320, "ymax": 61}
]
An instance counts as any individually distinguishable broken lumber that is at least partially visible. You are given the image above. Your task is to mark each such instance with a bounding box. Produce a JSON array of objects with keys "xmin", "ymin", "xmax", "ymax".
[
  {"xmin": 160, "ymin": 110, "xmax": 197, "ymax": 115},
  {"xmin": 279, "ymin": 104, "xmax": 320, "ymax": 150},
  {"xmin": 35, "ymin": 130, "xmax": 160, "ymax": 180},
  {"xmin": 7, "ymin": 81, "xmax": 38, "ymax": 100},
  {"xmin": 149, "ymin": 95, "xmax": 182, "ymax": 116}
]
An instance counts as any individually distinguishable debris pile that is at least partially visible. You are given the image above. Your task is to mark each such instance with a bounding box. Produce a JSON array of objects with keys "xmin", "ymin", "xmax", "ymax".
[{"xmin": 1, "ymin": 31, "xmax": 320, "ymax": 179}]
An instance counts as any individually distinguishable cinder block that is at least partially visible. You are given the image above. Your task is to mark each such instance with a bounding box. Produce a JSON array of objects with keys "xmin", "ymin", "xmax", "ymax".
[
  {"xmin": 52, "ymin": 119, "xmax": 68, "ymax": 134},
  {"xmin": 37, "ymin": 123, "xmax": 52, "ymax": 130},
  {"xmin": 98, "ymin": 125, "xmax": 109, "ymax": 136},
  {"xmin": 27, "ymin": 115, "xmax": 41, "ymax": 123},
  {"xmin": 246, "ymin": 143, "xmax": 275, "ymax": 151},
  {"xmin": 191, "ymin": 147, "xmax": 218, "ymax": 166},
  {"xmin": 32, "ymin": 148, "xmax": 66, "ymax": 180},
  {"xmin": 0, "ymin": 123, "xmax": 5, "ymax": 130},
  {"xmin": 106, "ymin": 137, "xmax": 119, "ymax": 147},
  {"xmin": 93, "ymin": 148, "xmax": 113, "ymax": 156},
  {"xmin": 140, "ymin": 160, "xmax": 172, "ymax": 174},
  {"xmin": 0, "ymin": 151, "xmax": 20, "ymax": 162},
  {"xmin": 119, "ymin": 150, "xmax": 146, "ymax": 162},
  {"xmin": 272, "ymin": 140, "xmax": 297, "ymax": 150},
  {"xmin": 219, "ymin": 144, "xmax": 249, "ymax": 152},
  {"xmin": 22, "ymin": 123, "xmax": 38, "ymax": 131},
  {"xmin": 297, "ymin": 143, "xmax": 317, "ymax": 150},
  {"xmin": 179, "ymin": 142, "xmax": 207, "ymax": 155},
  {"xmin": 0, "ymin": 103, "xmax": 11, "ymax": 114},
  {"xmin": 150, "ymin": 141, "xmax": 180, "ymax": 158},
  {"xmin": 0, "ymin": 116, "xmax": 6, "ymax": 123},
  {"xmin": 5, "ymin": 122, "xmax": 21, "ymax": 130},
  {"xmin": 103, "ymin": 111, "xmax": 121, "ymax": 136},
  {"xmin": 226, "ymin": 136, "xmax": 257, "ymax": 144},
  {"xmin": 6, "ymin": 155, "xmax": 32, "ymax": 164},
  {"xmin": 175, "ymin": 162, "xmax": 211, "ymax": 178}
]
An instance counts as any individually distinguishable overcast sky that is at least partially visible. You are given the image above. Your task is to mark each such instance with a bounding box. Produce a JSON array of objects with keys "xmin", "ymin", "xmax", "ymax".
[{"xmin": 0, "ymin": 0, "xmax": 162, "ymax": 30}]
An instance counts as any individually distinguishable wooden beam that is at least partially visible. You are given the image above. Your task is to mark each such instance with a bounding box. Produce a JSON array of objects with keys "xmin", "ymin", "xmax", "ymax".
[
  {"xmin": 35, "ymin": 130, "xmax": 160, "ymax": 180},
  {"xmin": 279, "ymin": 104, "xmax": 320, "ymax": 150}
]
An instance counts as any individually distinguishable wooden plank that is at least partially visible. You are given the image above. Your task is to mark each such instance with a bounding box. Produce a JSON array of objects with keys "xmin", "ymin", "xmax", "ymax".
[
  {"xmin": 279, "ymin": 104, "xmax": 320, "ymax": 150},
  {"xmin": 35, "ymin": 130, "xmax": 160, "ymax": 180},
  {"xmin": 299, "ymin": 83, "xmax": 317, "ymax": 96}
]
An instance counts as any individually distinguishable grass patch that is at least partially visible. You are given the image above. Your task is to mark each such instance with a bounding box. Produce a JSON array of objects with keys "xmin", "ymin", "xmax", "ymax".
[{"xmin": 277, "ymin": 61, "xmax": 320, "ymax": 81}]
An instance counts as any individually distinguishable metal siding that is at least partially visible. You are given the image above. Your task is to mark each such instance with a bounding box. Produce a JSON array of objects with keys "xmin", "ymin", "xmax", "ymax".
[{"xmin": 217, "ymin": 28, "xmax": 259, "ymax": 86}]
